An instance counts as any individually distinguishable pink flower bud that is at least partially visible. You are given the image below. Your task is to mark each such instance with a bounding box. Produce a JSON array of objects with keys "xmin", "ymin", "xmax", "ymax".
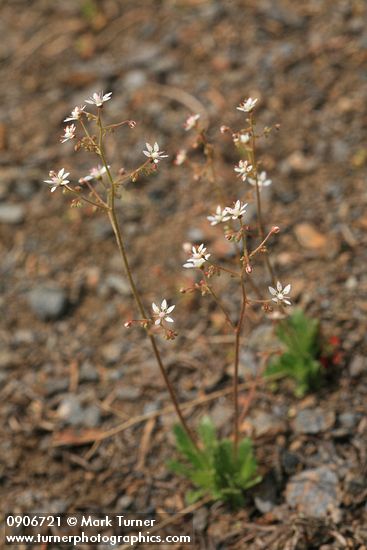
[
  {"xmin": 245, "ymin": 264, "xmax": 253, "ymax": 274},
  {"xmin": 271, "ymin": 226, "xmax": 280, "ymax": 234}
]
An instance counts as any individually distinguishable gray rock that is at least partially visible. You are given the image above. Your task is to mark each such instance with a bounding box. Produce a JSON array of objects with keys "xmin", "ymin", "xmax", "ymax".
[
  {"xmin": 349, "ymin": 355, "xmax": 365, "ymax": 377},
  {"xmin": 105, "ymin": 274, "xmax": 131, "ymax": 296},
  {"xmin": 83, "ymin": 405, "xmax": 101, "ymax": 427},
  {"xmin": 250, "ymin": 410, "xmax": 287, "ymax": 437},
  {"xmin": 57, "ymin": 395, "xmax": 100, "ymax": 427},
  {"xmin": 116, "ymin": 495, "xmax": 133, "ymax": 509},
  {"xmin": 15, "ymin": 181, "xmax": 39, "ymax": 199},
  {"xmin": 44, "ymin": 378, "xmax": 69, "ymax": 396},
  {"xmin": 79, "ymin": 361, "xmax": 99, "ymax": 383},
  {"xmin": 286, "ymin": 466, "xmax": 340, "ymax": 517},
  {"xmin": 186, "ymin": 227, "xmax": 205, "ymax": 243},
  {"xmin": 248, "ymin": 325, "xmax": 279, "ymax": 353},
  {"xmin": 57, "ymin": 395, "xmax": 83, "ymax": 425},
  {"xmin": 101, "ymin": 341, "xmax": 126, "ymax": 364},
  {"xmin": 117, "ymin": 386, "xmax": 142, "ymax": 401},
  {"xmin": 123, "ymin": 70, "xmax": 147, "ymax": 91},
  {"xmin": 210, "ymin": 401, "xmax": 232, "ymax": 430},
  {"xmin": 339, "ymin": 412, "xmax": 359, "ymax": 429},
  {"xmin": 294, "ymin": 408, "xmax": 335, "ymax": 434},
  {"xmin": 239, "ymin": 349, "xmax": 260, "ymax": 378},
  {"xmin": 0, "ymin": 203, "xmax": 25, "ymax": 224},
  {"xmin": 28, "ymin": 285, "xmax": 68, "ymax": 321}
]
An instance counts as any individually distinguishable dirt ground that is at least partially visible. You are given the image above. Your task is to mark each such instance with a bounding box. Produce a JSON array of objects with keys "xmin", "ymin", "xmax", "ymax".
[{"xmin": 0, "ymin": 0, "xmax": 366, "ymax": 548}]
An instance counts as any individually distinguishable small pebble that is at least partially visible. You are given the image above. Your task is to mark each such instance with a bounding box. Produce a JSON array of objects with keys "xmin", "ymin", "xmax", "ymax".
[
  {"xmin": 28, "ymin": 285, "xmax": 68, "ymax": 321},
  {"xmin": 0, "ymin": 203, "xmax": 25, "ymax": 224}
]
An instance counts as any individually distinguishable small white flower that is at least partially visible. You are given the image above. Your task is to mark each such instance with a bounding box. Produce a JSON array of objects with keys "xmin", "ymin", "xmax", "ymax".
[
  {"xmin": 64, "ymin": 105, "xmax": 86, "ymax": 122},
  {"xmin": 90, "ymin": 165, "xmax": 108, "ymax": 179},
  {"xmin": 248, "ymin": 171, "xmax": 272, "ymax": 187},
  {"xmin": 226, "ymin": 200, "xmax": 248, "ymax": 220},
  {"xmin": 152, "ymin": 299, "xmax": 175, "ymax": 325},
  {"xmin": 44, "ymin": 168, "xmax": 70, "ymax": 193},
  {"xmin": 184, "ymin": 114, "xmax": 200, "ymax": 131},
  {"xmin": 143, "ymin": 142, "xmax": 168, "ymax": 164},
  {"xmin": 61, "ymin": 124, "xmax": 76, "ymax": 143},
  {"xmin": 174, "ymin": 149, "xmax": 187, "ymax": 166},
  {"xmin": 240, "ymin": 133, "xmax": 250, "ymax": 144},
  {"xmin": 237, "ymin": 97, "xmax": 258, "ymax": 113},
  {"xmin": 234, "ymin": 160, "xmax": 253, "ymax": 182},
  {"xmin": 268, "ymin": 281, "xmax": 292, "ymax": 306},
  {"xmin": 207, "ymin": 206, "xmax": 230, "ymax": 226},
  {"xmin": 79, "ymin": 165, "xmax": 109, "ymax": 183},
  {"xmin": 183, "ymin": 244, "xmax": 210, "ymax": 269},
  {"xmin": 85, "ymin": 91, "xmax": 112, "ymax": 107}
]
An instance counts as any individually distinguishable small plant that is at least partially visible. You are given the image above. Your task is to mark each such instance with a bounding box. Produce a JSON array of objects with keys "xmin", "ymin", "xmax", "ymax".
[
  {"xmin": 265, "ymin": 309, "xmax": 323, "ymax": 397},
  {"xmin": 169, "ymin": 417, "xmax": 261, "ymax": 508},
  {"xmin": 44, "ymin": 92, "xmax": 300, "ymax": 508}
]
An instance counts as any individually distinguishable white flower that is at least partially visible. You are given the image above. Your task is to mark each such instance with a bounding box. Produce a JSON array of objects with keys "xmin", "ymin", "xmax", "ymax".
[
  {"xmin": 152, "ymin": 299, "xmax": 175, "ymax": 325},
  {"xmin": 85, "ymin": 91, "xmax": 112, "ymax": 107},
  {"xmin": 143, "ymin": 142, "xmax": 168, "ymax": 164},
  {"xmin": 234, "ymin": 160, "xmax": 253, "ymax": 182},
  {"xmin": 207, "ymin": 206, "xmax": 230, "ymax": 226},
  {"xmin": 60, "ymin": 124, "xmax": 76, "ymax": 143},
  {"xmin": 183, "ymin": 244, "xmax": 210, "ymax": 269},
  {"xmin": 237, "ymin": 97, "xmax": 258, "ymax": 113},
  {"xmin": 79, "ymin": 165, "xmax": 109, "ymax": 183},
  {"xmin": 184, "ymin": 114, "xmax": 200, "ymax": 131},
  {"xmin": 268, "ymin": 281, "xmax": 292, "ymax": 305},
  {"xmin": 64, "ymin": 105, "xmax": 86, "ymax": 122},
  {"xmin": 226, "ymin": 200, "xmax": 248, "ymax": 220},
  {"xmin": 44, "ymin": 168, "xmax": 70, "ymax": 193},
  {"xmin": 248, "ymin": 171, "xmax": 272, "ymax": 187},
  {"xmin": 240, "ymin": 133, "xmax": 250, "ymax": 143},
  {"xmin": 174, "ymin": 149, "xmax": 187, "ymax": 166}
]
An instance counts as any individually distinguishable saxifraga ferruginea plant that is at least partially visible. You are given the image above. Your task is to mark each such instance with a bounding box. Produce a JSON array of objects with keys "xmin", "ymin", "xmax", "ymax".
[{"xmin": 44, "ymin": 92, "xmax": 293, "ymax": 504}]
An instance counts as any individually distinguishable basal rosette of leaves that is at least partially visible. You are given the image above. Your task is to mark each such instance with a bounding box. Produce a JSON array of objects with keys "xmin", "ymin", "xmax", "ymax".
[
  {"xmin": 169, "ymin": 417, "xmax": 261, "ymax": 508},
  {"xmin": 265, "ymin": 310, "xmax": 324, "ymax": 397}
]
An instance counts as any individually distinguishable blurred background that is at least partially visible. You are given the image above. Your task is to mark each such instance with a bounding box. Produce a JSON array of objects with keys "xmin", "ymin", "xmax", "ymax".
[{"xmin": 0, "ymin": 0, "xmax": 366, "ymax": 547}]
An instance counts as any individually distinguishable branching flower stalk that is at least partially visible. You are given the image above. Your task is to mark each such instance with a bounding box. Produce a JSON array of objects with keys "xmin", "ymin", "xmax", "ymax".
[
  {"xmin": 47, "ymin": 93, "xmax": 200, "ymax": 452},
  {"xmin": 180, "ymin": 100, "xmax": 291, "ymax": 461},
  {"xmin": 248, "ymin": 112, "xmax": 276, "ymax": 286}
]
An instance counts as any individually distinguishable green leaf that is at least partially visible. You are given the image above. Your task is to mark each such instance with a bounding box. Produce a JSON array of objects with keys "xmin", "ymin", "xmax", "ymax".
[
  {"xmin": 185, "ymin": 489, "xmax": 206, "ymax": 504},
  {"xmin": 197, "ymin": 416, "xmax": 217, "ymax": 456},
  {"xmin": 171, "ymin": 419, "xmax": 260, "ymax": 509},
  {"xmin": 265, "ymin": 310, "xmax": 323, "ymax": 397},
  {"xmin": 167, "ymin": 459, "xmax": 192, "ymax": 477},
  {"xmin": 172, "ymin": 424, "xmax": 206, "ymax": 469}
]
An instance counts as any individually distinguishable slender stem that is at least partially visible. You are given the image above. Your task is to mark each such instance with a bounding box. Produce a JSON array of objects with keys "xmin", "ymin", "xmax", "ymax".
[
  {"xmin": 233, "ymin": 271, "xmax": 246, "ymax": 457},
  {"xmin": 207, "ymin": 261, "xmax": 240, "ymax": 278},
  {"xmin": 84, "ymin": 180, "xmax": 109, "ymax": 208},
  {"xmin": 249, "ymin": 228, "xmax": 275, "ymax": 259},
  {"xmin": 93, "ymin": 113, "xmax": 200, "ymax": 451},
  {"xmin": 249, "ymin": 114, "xmax": 276, "ymax": 286},
  {"xmin": 203, "ymin": 274, "xmax": 235, "ymax": 329},
  {"xmin": 107, "ymin": 207, "xmax": 199, "ymax": 451},
  {"xmin": 65, "ymin": 185, "xmax": 107, "ymax": 210}
]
